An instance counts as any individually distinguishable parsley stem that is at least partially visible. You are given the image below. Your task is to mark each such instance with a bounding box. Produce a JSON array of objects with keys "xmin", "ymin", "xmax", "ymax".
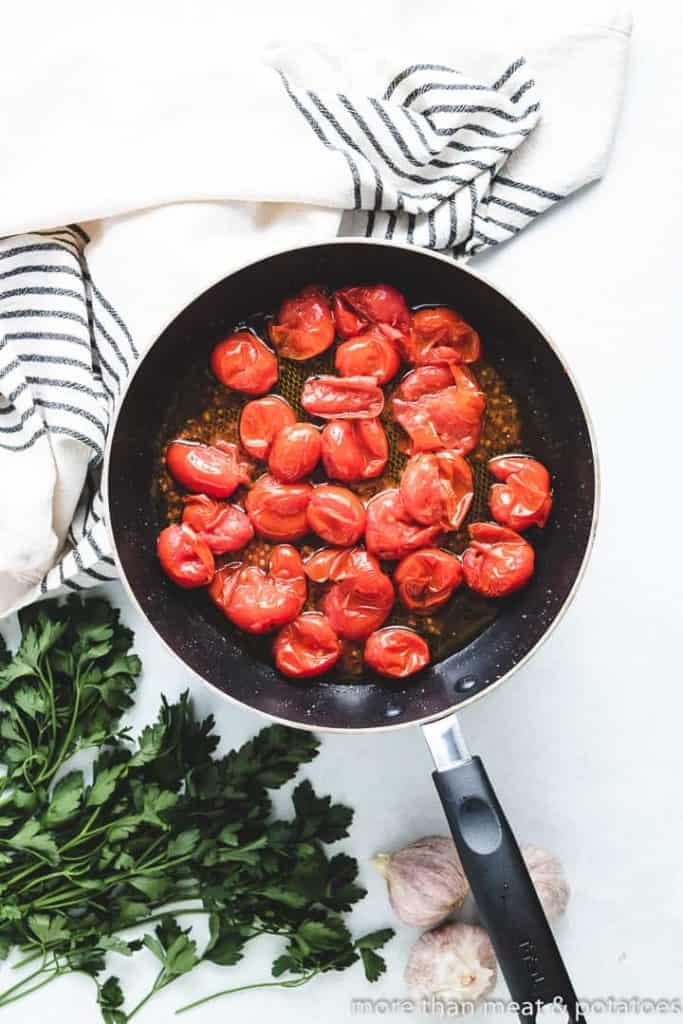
[
  {"xmin": 0, "ymin": 970, "xmax": 60, "ymax": 1007},
  {"xmin": 0, "ymin": 963, "xmax": 48, "ymax": 1002},
  {"xmin": 175, "ymin": 971, "xmax": 319, "ymax": 1014},
  {"xmin": 126, "ymin": 968, "xmax": 166, "ymax": 1021}
]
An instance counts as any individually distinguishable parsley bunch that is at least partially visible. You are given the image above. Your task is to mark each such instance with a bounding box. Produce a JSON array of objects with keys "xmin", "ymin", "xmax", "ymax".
[{"xmin": 0, "ymin": 597, "xmax": 392, "ymax": 1020}]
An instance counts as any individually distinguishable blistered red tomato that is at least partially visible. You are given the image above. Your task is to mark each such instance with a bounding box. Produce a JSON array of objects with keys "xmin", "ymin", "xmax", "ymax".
[
  {"xmin": 306, "ymin": 485, "xmax": 366, "ymax": 546},
  {"xmin": 239, "ymin": 395, "xmax": 297, "ymax": 460},
  {"xmin": 303, "ymin": 546, "xmax": 381, "ymax": 583},
  {"xmin": 394, "ymin": 364, "xmax": 454, "ymax": 402},
  {"xmin": 335, "ymin": 328, "xmax": 401, "ymax": 384},
  {"xmin": 462, "ymin": 523, "xmax": 534, "ymax": 597},
  {"xmin": 365, "ymin": 489, "xmax": 442, "ymax": 560},
  {"xmin": 364, "ymin": 627, "xmax": 430, "ymax": 678},
  {"xmin": 333, "ymin": 284, "xmax": 411, "ymax": 344},
  {"xmin": 394, "ymin": 549, "xmax": 463, "ymax": 613},
  {"xmin": 268, "ymin": 285, "xmax": 335, "ymax": 360},
  {"xmin": 488, "ymin": 455, "xmax": 552, "ymax": 530},
  {"xmin": 268, "ymin": 423, "xmax": 321, "ymax": 483},
  {"xmin": 166, "ymin": 441, "xmax": 251, "ymax": 498},
  {"xmin": 181, "ymin": 494, "xmax": 253, "ymax": 554},
  {"xmin": 392, "ymin": 365, "xmax": 485, "ymax": 455},
  {"xmin": 399, "ymin": 451, "xmax": 473, "ymax": 530},
  {"xmin": 301, "ymin": 375, "xmax": 384, "ymax": 420},
  {"xmin": 157, "ymin": 524, "xmax": 214, "ymax": 588},
  {"xmin": 404, "ymin": 307, "xmax": 480, "ymax": 365},
  {"xmin": 210, "ymin": 330, "xmax": 278, "ymax": 395},
  {"xmin": 323, "ymin": 569, "xmax": 394, "ymax": 641},
  {"xmin": 274, "ymin": 612, "xmax": 341, "ymax": 678},
  {"xmin": 245, "ymin": 475, "xmax": 312, "ymax": 541},
  {"xmin": 209, "ymin": 544, "xmax": 306, "ymax": 634},
  {"xmin": 320, "ymin": 419, "xmax": 388, "ymax": 482}
]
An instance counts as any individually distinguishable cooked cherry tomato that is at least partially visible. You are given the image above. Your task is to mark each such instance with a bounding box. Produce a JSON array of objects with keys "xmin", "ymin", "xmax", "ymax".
[
  {"xmin": 365, "ymin": 489, "xmax": 442, "ymax": 560},
  {"xmin": 332, "ymin": 284, "xmax": 411, "ymax": 344},
  {"xmin": 245, "ymin": 475, "xmax": 312, "ymax": 541},
  {"xmin": 239, "ymin": 395, "xmax": 297, "ymax": 460},
  {"xmin": 488, "ymin": 455, "xmax": 552, "ymax": 530},
  {"xmin": 303, "ymin": 546, "xmax": 381, "ymax": 583},
  {"xmin": 268, "ymin": 423, "xmax": 321, "ymax": 483},
  {"xmin": 403, "ymin": 307, "xmax": 480, "ymax": 365},
  {"xmin": 364, "ymin": 627, "xmax": 430, "ymax": 677},
  {"xmin": 335, "ymin": 328, "xmax": 401, "ymax": 384},
  {"xmin": 323, "ymin": 569, "xmax": 394, "ymax": 641},
  {"xmin": 301, "ymin": 375, "xmax": 384, "ymax": 420},
  {"xmin": 157, "ymin": 524, "xmax": 214, "ymax": 588},
  {"xmin": 274, "ymin": 612, "xmax": 341, "ymax": 678},
  {"xmin": 306, "ymin": 485, "xmax": 366, "ymax": 547},
  {"xmin": 394, "ymin": 364, "xmax": 454, "ymax": 402},
  {"xmin": 462, "ymin": 522, "xmax": 534, "ymax": 597},
  {"xmin": 209, "ymin": 544, "xmax": 306, "ymax": 634},
  {"xmin": 399, "ymin": 451, "xmax": 473, "ymax": 530},
  {"xmin": 392, "ymin": 365, "xmax": 485, "ymax": 455},
  {"xmin": 181, "ymin": 494, "xmax": 254, "ymax": 554},
  {"xmin": 166, "ymin": 440, "xmax": 251, "ymax": 498},
  {"xmin": 394, "ymin": 548, "xmax": 463, "ymax": 613},
  {"xmin": 210, "ymin": 330, "xmax": 278, "ymax": 395},
  {"xmin": 268, "ymin": 285, "xmax": 335, "ymax": 360},
  {"xmin": 320, "ymin": 419, "xmax": 388, "ymax": 482}
]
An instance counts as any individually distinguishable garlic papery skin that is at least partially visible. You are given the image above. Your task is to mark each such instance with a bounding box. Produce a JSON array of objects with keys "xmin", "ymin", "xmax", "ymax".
[
  {"xmin": 522, "ymin": 844, "xmax": 570, "ymax": 922},
  {"xmin": 372, "ymin": 836, "xmax": 469, "ymax": 928},
  {"xmin": 405, "ymin": 922, "xmax": 497, "ymax": 1010}
]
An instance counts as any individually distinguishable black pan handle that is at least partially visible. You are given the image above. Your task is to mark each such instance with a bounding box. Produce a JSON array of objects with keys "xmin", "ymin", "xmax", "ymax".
[{"xmin": 424, "ymin": 720, "xmax": 584, "ymax": 1024}]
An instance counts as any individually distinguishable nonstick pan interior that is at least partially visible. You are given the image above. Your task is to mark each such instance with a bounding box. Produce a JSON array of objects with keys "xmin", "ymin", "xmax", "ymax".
[{"xmin": 105, "ymin": 241, "xmax": 597, "ymax": 731}]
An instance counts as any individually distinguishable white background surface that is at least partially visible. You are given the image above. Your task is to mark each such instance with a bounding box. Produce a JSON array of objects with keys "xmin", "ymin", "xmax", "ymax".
[{"xmin": 2, "ymin": 1, "xmax": 683, "ymax": 1022}]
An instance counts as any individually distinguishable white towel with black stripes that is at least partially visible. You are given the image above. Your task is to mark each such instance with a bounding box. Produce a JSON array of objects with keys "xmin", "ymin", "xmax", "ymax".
[{"xmin": 0, "ymin": 6, "xmax": 631, "ymax": 614}]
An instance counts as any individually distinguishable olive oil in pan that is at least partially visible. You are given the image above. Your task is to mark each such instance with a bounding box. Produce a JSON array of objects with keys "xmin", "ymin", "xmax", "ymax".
[{"xmin": 153, "ymin": 314, "xmax": 528, "ymax": 681}]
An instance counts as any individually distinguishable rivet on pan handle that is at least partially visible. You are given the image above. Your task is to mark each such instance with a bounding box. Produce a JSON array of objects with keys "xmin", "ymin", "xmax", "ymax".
[{"xmin": 422, "ymin": 715, "xmax": 586, "ymax": 1024}]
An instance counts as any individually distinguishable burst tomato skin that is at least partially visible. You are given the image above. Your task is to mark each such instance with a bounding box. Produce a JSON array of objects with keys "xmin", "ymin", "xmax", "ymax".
[
  {"xmin": 335, "ymin": 328, "xmax": 401, "ymax": 385},
  {"xmin": 365, "ymin": 489, "xmax": 442, "ymax": 560},
  {"xmin": 322, "ymin": 569, "xmax": 395, "ymax": 641},
  {"xmin": 462, "ymin": 522, "xmax": 534, "ymax": 597},
  {"xmin": 166, "ymin": 441, "xmax": 251, "ymax": 498},
  {"xmin": 488, "ymin": 455, "xmax": 553, "ymax": 530},
  {"xmin": 392, "ymin": 365, "xmax": 485, "ymax": 455},
  {"xmin": 239, "ymin": 396, "xmax": 297, "ymax": 460},
  {"xmin": 399, "ymin": 451, "xmax": 473, "ymax": 530},
  {"xmin": 157, "ymin": 524, "xmax": 215, "ymax": 588},
  {"xmin": 268, "ymin": 423, "xmax": 321, "ymax": 483},
  {"xmin": 301, "ymin": 375, "xmax": 384, "ymax": 420},
  {"xmin": 320, "ymin": 419, "xmax": 388, "ymax": 482},
  {"xmin": 268, "ymin": 285, "xmax": 335, "ymax": 360},
  {"xmin": 303, "ymin": 545, "xmax": 381, "ymax": 583},
  {"xmin": 332, "ymin": 284, "xmax": 411, "ymax": 343},
  {"xmin": 209, "ymin": 545, "xmax": 306, "ymax": 634},
  {"xmin": 364, "ymin": 627, "xmax": 430, "ymax": 678},
  {"xmin": 245, "ymin": 475, "xmax": 313, "ymax": 541},
  {"xmin": 404, "ymin": 307, "xmax": 480, "ymax": 365},
  {"xmin": 306, "ymin": 485, "xmax": 366, "ymax": 547},
  {"xmin": 394, "ymin": 548, "xmax": 463, "ymax": 613},
  {"xmin": 395, "ymin": 364, "xmax": 454, "ymax": 402},
  {"xmin": 181, "ymin": 494, "xmax": 253, "ymax": 554},
  {"xmin": 274, "ymin": 612, "xmax": 341, "ymax": 678},
  {"xmin": 210, "ymin": 330, "xmax": 278, "ymax": 395}
]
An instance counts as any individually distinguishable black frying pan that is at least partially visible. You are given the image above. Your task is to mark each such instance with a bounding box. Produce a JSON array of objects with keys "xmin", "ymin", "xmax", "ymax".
[{"xmin": 105, "ymin": 240, "xmax": 597, "ymax": 1022}]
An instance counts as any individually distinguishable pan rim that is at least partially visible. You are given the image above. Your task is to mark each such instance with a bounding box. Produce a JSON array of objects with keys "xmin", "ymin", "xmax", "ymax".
[{"xmin": 103, "ymin": 236, "xmax": 600, "ymax": 734}]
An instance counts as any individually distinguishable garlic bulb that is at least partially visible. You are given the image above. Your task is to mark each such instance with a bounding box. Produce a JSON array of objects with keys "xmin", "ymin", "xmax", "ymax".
[
  {"xmin": 406, "ymin": 922, "xmax": 497, "ymax": 1009},
  {"xmin": 522, "ymin": 844, "xmax": 570, "ymax": 922},
  {"xmin": 372, "ymin": 836, "xmax": 469, "ymax": 928}
]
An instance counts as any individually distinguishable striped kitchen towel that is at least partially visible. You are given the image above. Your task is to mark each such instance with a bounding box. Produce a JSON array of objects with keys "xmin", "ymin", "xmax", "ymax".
[
  {"xmin": 0, "ymin": 227, "xmax": 134, "ymax": 609},
  {"xmin": 0, "ymin": 18, "xmax": 631, "ymax": 614}
]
